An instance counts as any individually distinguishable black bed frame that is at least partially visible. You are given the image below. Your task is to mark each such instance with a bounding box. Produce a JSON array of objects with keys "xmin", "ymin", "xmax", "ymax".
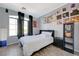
[
  {"xmin": 40, "ymin": 30, "xmax": 55, "ymax": 38},
  {"xmin": 32, "ymin": 30, "xmax": 55, "ymax": 55}
]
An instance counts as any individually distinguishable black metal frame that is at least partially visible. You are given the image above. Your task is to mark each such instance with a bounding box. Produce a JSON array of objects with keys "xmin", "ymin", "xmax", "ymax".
[
  {"xmin": 40, "ymin": 30, "xmax": 55, "ymax": 38},
  {"xmin": 63, "ymin": 23, "xmax": 74, "ymax": 54}
]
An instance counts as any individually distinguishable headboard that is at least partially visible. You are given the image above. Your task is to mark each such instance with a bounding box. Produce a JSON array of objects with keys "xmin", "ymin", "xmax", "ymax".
[{"xmin": 40, "ymin": 30, "xmax": 55, "ymax": 38}]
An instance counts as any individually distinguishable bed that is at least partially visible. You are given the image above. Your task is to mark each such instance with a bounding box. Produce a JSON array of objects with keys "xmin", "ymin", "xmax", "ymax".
[{"xmin": 19, "ymin": 30, "xmax": 54, "ymax": 56}]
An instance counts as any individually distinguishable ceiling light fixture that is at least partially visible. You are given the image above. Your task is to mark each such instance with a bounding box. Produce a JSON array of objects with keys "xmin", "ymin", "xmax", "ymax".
[{"xmin": 21, "ymin": 7, "xmax": 26, "ymax": 10}]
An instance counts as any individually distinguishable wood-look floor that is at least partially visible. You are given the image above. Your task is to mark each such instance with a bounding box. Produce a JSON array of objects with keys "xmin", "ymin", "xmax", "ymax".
[
  {"xmin": 0, "ymin": 44, "xmax": 76, "ymax": 56},
  {"xmin": 0, "ymin": 44, "xmax": 23, "ymax": 56}
]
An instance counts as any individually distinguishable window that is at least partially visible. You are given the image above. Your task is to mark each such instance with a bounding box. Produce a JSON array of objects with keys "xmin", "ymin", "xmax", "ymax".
[
  {"xmin": 9, "ymin": 16, "xmax": 17, "ymax": 36},
  {"xmin": 24, "ymin": 18, "xmax": 29, "ymax": 35}
]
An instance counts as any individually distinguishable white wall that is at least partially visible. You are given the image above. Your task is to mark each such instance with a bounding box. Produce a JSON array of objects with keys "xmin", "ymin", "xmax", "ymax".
[
  {"xmin": 41, "ymin": 22, "xmax": 63, "ymax": 38},
  {"xmin": 74, "ymin": 22, "xmax": 79, "ymax": 52},
  {"xmin": 0, "ymin": 7, "xmax": 19, "ymax": 45},
  {"xmin": 0, "ymin": 7, "xmax": 9, "ymax": 28}
]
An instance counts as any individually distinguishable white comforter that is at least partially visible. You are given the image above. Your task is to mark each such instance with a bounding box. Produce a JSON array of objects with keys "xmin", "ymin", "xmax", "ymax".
[{"xmin": 19, "ymin": 34, "xmax": 53, "ymax": 56}]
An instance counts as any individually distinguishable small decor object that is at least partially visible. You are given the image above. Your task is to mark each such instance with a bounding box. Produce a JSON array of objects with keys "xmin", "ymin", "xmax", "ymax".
[
  {"xmin": 62, "ymin": 8, "xmax": 66, "ymax": 12},
  {"xmin": 70, "ymin": 9, "xmax": 79, "ymax": 16},
  {"xmin": 65, "ymin": 32, "xmax": 72, "ymax": 38},
  {"xmin": 75, "ymin": 16, "xmax": 79, "ymax": 22},
  {"xmin": 44, "ymin": 15, "xmax": 54, "ymax": 23},
  {"xmin": 5, "ymin": 9, "xmax": 8, "ymax": 13},
  {"xmin": 71, "ymin": 4, "xmax": 75, "ymax": 8},
  {"xmin": 56, "ymin": 10, "xmax": 61, "ymax": 14},
  {"xmin": 57, "ymin": 11, "xmax": 59, "ymax": 14},
  {"xmin": 65, "ymin": 25, "xmax": 72, "ymax": 31},
  {"xmin": 33, "ymin": 20, "xmax": 37, "ymax": 27},
  {"xmin": 71, "ymin": 16, "xmax": 79, "ymax": 22},
  {"xmin": 63, "ymin": 12, "xmax": 69, "ymax": 18},
  {"xmin": 57, "ymin": 15, "xmax": 62, "ymax": 20},
  {"xmin": 64, "ymin": 18, "xmax": 73, "ymax": 23}
]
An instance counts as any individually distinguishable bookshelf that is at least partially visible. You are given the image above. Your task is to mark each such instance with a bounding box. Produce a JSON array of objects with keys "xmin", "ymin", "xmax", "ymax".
[{"xmin": 63, "ymin": 23, "xmax": 74, "ymax": 53}]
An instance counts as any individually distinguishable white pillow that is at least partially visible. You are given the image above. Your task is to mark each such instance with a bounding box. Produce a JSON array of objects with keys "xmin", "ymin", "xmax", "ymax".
[{"xmin": 41, "ymin": 32, "xmax": 52, "ymax": 36}]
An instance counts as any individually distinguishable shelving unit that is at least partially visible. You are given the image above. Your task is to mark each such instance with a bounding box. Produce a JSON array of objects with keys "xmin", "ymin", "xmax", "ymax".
[{"xmin": 63, "ymin": 23, "xmax": 74, "ymax": 53}]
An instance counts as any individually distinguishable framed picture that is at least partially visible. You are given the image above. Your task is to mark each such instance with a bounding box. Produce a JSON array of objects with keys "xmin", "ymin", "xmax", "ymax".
[
  {"xmin": 71, "ymin": 4, "xmax": 75, "ymax": 8},
  {"xmin": 63, "ymin": 12, "xmax": 69, "ymax": 18},
  {"xmin": 32, "ymin": 20, "xmax": 37, "ymax": 27},
  {"xmin": 62, "ymin": 8, "xmax": 66, "ymax": 12},
  {"xmin": 57, "ymin": 14, "xmax": 62, "ymax": 20},
  {"xmin": 57, "ymin": 11, "xmax": 59, "ymax": 14},
  {"xmin": 45, "ymin": 15, "xmax": 54, "ymax": 23},
  {"xmin": 70, "ymin": 9, "xmax": 79, "ymax": 16}
]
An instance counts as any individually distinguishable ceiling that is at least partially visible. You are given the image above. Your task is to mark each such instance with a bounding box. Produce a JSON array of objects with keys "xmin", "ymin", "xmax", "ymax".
[{"xmin": 0, "ymin": 3, "xmax": 66, "ymax": 18}]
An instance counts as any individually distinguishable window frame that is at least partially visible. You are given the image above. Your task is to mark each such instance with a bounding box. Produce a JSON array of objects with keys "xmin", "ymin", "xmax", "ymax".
[
  {"xmin": 9, "ymin": 17, "xmax": 18, "ymax": 36},
  {"xmin": 24, "ymin": 19, "xmax": 28, "ymax": 35}
]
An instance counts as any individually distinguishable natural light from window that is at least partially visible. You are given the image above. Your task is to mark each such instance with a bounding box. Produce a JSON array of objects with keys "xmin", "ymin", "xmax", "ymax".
[
  {"xmin": 24, "ymin": 19, "xmax": 28, "ymax": 35},
  {"xmin": 9, "ymin": 17, "xmax": 17, "ymax": 36},
  {"xmin": 9, "ymin": 15, "xmax": 29, "ymax": 36}
]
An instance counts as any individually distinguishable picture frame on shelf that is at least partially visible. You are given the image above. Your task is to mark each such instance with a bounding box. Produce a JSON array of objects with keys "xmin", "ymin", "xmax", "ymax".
[
  {"xmin": 44, "ymin": 15, "xmax": 54, "ymax": 23},
  {"xmin": 70, "ymin": 9, "xmax": 79, "ymax": 16},
  {"xmin": 56, "ymin": 9, "xmax": 61, "ymax": 14},
  {"xmin": 63, "ymin": 12, "xmax": 69, "ymax": 18},
  {"xmin": 57, "ymin": 14, "xmax": 62, "ymax": 20},
  {"xmin": 62, "ymin": 8, "xmax": 66, "ymax": 12},
  {"xmin": 57, "ymin": 11, "xmax": 59, "ymax": 14}
]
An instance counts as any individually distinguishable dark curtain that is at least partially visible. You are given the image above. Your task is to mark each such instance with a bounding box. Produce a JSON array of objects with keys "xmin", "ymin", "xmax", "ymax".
[
  {"xmin": 28, "ymin": 15, "xmax": 33, "ymax": 35},
  {"xmin": 18, "ymin": 12, "xmax": 24, "ymax": 39}
]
